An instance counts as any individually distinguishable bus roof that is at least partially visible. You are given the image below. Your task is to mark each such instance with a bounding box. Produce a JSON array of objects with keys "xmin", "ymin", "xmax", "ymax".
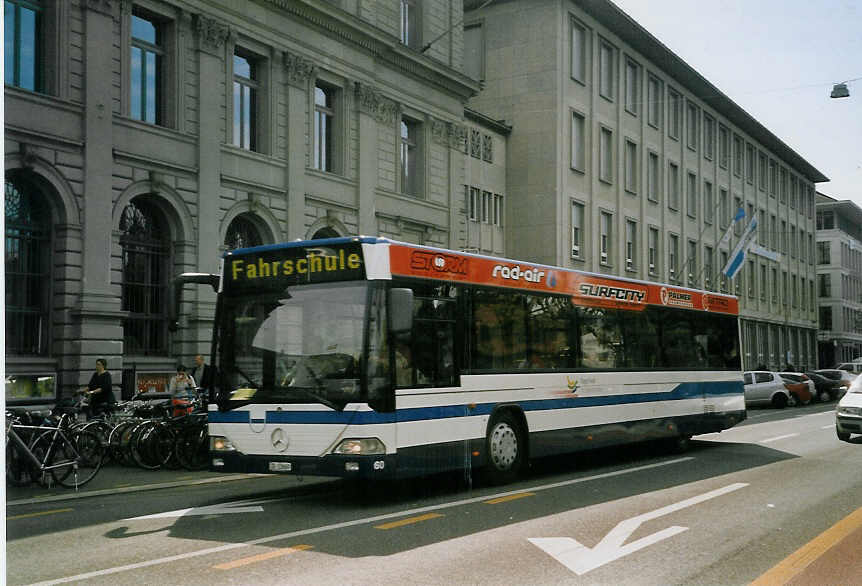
[{"xmin": 223, "ymin": 237, "xmax": 739, "ymax": 315}]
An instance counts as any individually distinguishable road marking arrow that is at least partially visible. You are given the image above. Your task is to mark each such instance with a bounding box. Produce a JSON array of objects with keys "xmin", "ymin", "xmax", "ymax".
[
  {"xmin": 126, "ymin": 497, "xmax": 280, "ymax": 520},
  {"xmin": 529, "ymin": 482, "xmax": 748, "ymax": 575}
]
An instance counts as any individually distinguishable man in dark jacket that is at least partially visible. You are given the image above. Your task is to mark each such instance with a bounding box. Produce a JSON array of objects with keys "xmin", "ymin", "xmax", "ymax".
[
  {"xmin": 192, "ymin": 354, "xmax": 215, "ymax": 402},
  {"xmin": 80, "ymin": 358, "xmax": 115, "ymax": 418}
]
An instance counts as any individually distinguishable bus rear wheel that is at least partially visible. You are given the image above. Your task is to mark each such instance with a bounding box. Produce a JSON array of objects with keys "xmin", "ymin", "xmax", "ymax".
[{"xmin": 483, "ymin": 413, "xmax": 525, "ymax": 485}]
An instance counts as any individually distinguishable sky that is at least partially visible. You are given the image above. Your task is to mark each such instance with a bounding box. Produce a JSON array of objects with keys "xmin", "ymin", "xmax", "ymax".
[{"xmin": 611, "ymin": 0, "xmax": 862, "ymax": 209}]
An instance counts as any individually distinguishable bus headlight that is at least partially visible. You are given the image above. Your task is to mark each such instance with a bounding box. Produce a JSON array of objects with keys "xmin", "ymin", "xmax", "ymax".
[
  {"xmin": 210, "ymin": 435, "xmax": 237, "ymax": 451},
  {"xmin": 333, "ymin": 438, "xmax": 386, "ymax": 455}
]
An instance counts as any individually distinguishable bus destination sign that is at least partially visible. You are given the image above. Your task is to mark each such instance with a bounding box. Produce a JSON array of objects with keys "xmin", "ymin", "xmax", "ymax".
[{"xmin": 223, "ymin": 242, "xmax": 366, "ymax": 294}]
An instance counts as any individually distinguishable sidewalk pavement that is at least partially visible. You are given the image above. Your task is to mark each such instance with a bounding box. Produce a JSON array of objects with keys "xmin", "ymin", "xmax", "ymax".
[{"xmin": 6, "ymin": 463, "xmax": 268, "ymax": 507}]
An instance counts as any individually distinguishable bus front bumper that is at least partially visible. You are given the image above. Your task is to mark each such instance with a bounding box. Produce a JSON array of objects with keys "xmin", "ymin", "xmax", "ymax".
[{"xmin": 210, "ymin": 451, "xmax": 397, "ymax": 479}]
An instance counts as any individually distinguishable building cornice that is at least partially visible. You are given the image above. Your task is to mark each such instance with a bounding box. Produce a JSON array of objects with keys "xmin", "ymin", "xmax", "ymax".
[{"xmin": 261, "ymin": 0, "xmax": 480, "ymax": 101}]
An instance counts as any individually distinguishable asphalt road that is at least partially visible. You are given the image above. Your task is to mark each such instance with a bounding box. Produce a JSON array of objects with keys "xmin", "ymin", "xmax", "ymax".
[{"xmin": 6, "ymin": 402, "xmax": 862, "ymax": 585}]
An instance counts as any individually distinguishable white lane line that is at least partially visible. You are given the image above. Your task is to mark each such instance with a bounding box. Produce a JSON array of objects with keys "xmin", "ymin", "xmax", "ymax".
[
  {"xmin": 822, "ymin": 425, "xmax": 835, "ymax": 429},
  {"xmin": 27, "ymin": 457, "xmax": 694, "ymax": 585},
  {"xmin": 760, "ymin": 433, "xmax": 800, "ymax": 443}
]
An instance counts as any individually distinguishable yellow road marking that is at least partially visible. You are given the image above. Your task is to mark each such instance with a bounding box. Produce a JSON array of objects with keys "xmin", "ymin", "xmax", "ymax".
[
  {"xmin": 213, "ymin": 545, "xmax": 313, "ymax": 570},
  {"xmin": 485, "ymin": 492, "xmax": 535, "ymax": 505},
  {"xmin": 374, "ymin": 512, "xmax": 443, "ymax": 530},
  {"xmin": 751, "ymin": 506, "xmax": 862, "ymax": 585},
  {"xmin": 7, "ymin": 508, "xmax": 73, "ymax": 520}
]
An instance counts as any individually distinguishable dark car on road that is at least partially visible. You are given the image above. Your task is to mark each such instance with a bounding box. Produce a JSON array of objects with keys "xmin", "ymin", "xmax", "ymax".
[{"xmin": 803, "ymin": 371, "xmax": 845, "ymax": 402}]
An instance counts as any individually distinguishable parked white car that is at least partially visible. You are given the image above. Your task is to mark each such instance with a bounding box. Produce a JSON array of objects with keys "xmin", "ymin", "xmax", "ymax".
[
  {"xmin": 743, "ymin": 371, "xmax": 794, "ymax": 408},
  {"xmin": 836, "ymin": 375, "xmax": 862, "ymax": 441},
  {"xmin": 835, "ymin": 362, "xmax": 862, "ymax": 377}
]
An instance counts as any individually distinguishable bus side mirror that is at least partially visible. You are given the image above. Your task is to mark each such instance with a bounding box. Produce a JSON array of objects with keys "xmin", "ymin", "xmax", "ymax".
[{"xmin": 389, "ymin": 288, "xmax": 413, "ymax": 334}]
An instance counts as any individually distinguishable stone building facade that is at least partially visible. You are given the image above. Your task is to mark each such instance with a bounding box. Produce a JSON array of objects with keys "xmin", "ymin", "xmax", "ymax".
[
  {"xmin": 5, "ymin": 0, "xmax": 510, "ymax": 403},
  {"xmin": 815, "ymin": 194, "xmax": 862, "ymax": 366},
  {"xmin": 464, "ymin": 0, "xmax": 827, "ymax": 371}
]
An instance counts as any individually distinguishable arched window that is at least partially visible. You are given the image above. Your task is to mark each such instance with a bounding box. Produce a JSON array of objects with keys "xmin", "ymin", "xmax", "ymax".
[
  {"xmin": 224, "ymin": 214, "xmax": 263, "ymax": 251},
  {"xmin": 311, "ymin": 226, "xmax": 339, "ymax": 240},
  {"xmin": 120, "ymin": 199, "xmax": 169, "ymax": 355},
  {"xmin": 5, "ymin": 175, "xmax": 51, "ymax": 355}
]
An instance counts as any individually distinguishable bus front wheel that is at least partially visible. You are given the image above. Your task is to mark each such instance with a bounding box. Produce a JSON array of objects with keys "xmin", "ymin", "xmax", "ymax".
[{"xmin": 483, "ymin": 412, "xmax": 525, "ymax": 485}]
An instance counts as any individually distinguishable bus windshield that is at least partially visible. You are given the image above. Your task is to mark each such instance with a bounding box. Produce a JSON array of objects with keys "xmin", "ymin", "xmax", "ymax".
[{"xmin": 219, "ymin": 282, "xmax": 371, "ymax": 410}]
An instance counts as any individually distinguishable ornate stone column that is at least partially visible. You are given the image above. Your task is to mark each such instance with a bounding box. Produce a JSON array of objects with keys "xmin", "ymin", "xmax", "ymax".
[{"xmin": 284, "ymin": 51, "xmax": 315, "ymax": 239}]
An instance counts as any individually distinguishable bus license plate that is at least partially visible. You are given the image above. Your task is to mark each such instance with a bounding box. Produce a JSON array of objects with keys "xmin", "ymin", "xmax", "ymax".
[{"xmin": 269, "ymin": 462, "xmax": 292, "ymax": 472}]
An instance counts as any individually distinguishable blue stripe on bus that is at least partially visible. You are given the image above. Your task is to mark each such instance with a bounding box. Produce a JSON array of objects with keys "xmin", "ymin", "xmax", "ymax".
[{"xmin": 208, "ymin": 380, "xmax": 742, "ymax": 425}]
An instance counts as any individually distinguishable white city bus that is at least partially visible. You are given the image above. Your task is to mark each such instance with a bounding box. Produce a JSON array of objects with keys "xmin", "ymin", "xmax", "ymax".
[{"xmin": 193, "ymin": 237, "xmax": 744, "ymax": 484}]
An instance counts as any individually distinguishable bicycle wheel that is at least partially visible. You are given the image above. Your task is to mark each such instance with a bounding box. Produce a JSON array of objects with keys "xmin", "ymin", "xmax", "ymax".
[
  {"xmin": 130, "ymin": 422, "xmax": 173, "ymax": 470},
  {"xmin": 55, "ymin": 430, "xmax": 104, "ymax": 488},
  {"xmin": 107, "ymin": 420, "xmax": 138, "ymax": 466},
  {"xmin": 175, "ymin": 424, "xmax": 209, "ymax": 471},
  {"xmin": 27, "ymin": 432, "xmax": 72, "ymax": 487}
]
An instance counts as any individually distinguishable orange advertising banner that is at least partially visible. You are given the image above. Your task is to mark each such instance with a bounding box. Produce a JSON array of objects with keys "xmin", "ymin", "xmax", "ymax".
[{"xmin": 388, "ymin": 244, "xmax": 738, "ymax": 315}]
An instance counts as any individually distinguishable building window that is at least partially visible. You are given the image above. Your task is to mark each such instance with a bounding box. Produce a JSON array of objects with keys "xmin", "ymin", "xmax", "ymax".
[
  {"xmin": 130, "ymin": 9, "xmax": 164, "ymax": 125},
  {"xmin": 463, "ymin": 22, "xmax": 484, "ymax": 81},
  {"xmin": 668, "ymin": 162, "xmax": 679, "ymax": 210},
  {"xmin": 779, "ymin": 167, "xmax": 787, "ymax": 204},
  {"xmin": 781, "ymin": 220, "xmax": 787, "ymax": 252},
  {"xmin": 599, "ymin": 127, "xmax": 613, "ymax": 183},
  {"xmin": 481, "ymin": 191, "xmax": 491, "ymax": 223},
  {"xmin": 759, "ymin": 209, "xmax": 766, "ymax": 245},
  {"xmin": 704, "ymin": 245, "xmax": 713, "ymax": 289},
  {"xmin": 816, "ymin": 210, "xmax": 834, "ymax": 230},
  {"xmin": 770, "ymin": 215, "xmax": 777, "ymax": 250},
  {"xmin": 790, "ymin": 176, "xmax": 797, "ymax": 209},
  {"xmin": 624, "ymin": 59, "xmax": 639, "ymax": 114},
  {"xmin": 782, "ymin": 271, "xmax": 788, "ymax": 307},
  {"xmin": 817, "ymin": 241, "xmax": 831, "ymax": 264},
  {"xmin": 5, "ymin": 0, "xmax": 42, "ymax": 91},
  {"xmin": 760, "ymin": 264, "xmax": 767, "ymax": 301},
  {"xmin": 571, "ymin": 201, "xmax": 583, "ymax": 259},
  {"xmin": 647, "ymin": 152, "xmax": 659, "ymax": 202},
  {"xmin": 400, "ymin": 116, "xmax": 422, "ymax": 196},
  {"xmin": 400, "ymin": 0, "xmax": 420, "ymax": 49},
  {"xmin": 493, "ymin": 194, "xmax": 503, "ymax": 226},
  {"xmin": 648, "ymin": 227, "xmax": 658, "ymax": 275},
  {"xmin": 733, "ymin": 135, "xmax": 743, "ymax": 176},
  {"xmin": 647, "ymin": 75, "xmax": 661, "ymax": 128},
  {"xmin": 747, "ymin": 259, "xmax": 755, "ymax": 298},
  {"xmin": 224, "ymin": 214, "xmax": 263, "ymax": 251},
  {"xmin": 704, "ymin": 181, "xmax": 713, "ymax": 224},
  {"xmin": 120, "ymin": 199, "xmax": 169, "ymax": 356},
  {"xmin": 624, "ymin": 140, "xmax": 637, "ymax": 194},
  {"xmin": 688, "ymin": 240, "xmax": 698, "ymax": 285},
  {"xmin": 745, "ymin": 144, "xmax": 755, "ymax": 184},
  {"xmin": 818, "ymin": 274, "xmax": 831, "ymax": 298},
  {"xmin": 686, "ymin": 101, "xmax": 698, "ymax": 150},
  {"xmin": 625, "ymin": 219, "xmax": 636, "ymax": 270},
  {"xmin": 686, "ymin": 172, "xmax": 697, "ymax": 218},
  {"xmin": 600, "ymin": 211, "xmax": 612, "ymax": 265},
  {"xmin": 758, "ymin": 152, "xmax": 767, "ymax": 190},
  {"xmin": 719, "ymin": 188, "xmax": 729, "ymax": 228},
  {"xmin": 769, "ymin": 159, "xmax": 777, "ymax": 198},
  {"xmin": 668, "ymin": 234, "xmax": 679, "ymax": 282},
  {"xmin": 570, "ymin": 18, "xmax": 587, "ymax": 83},
  {"xmin": 468, "ymin": 186, "xmax": 480, "ymax": 221},
  {"xmin": 720, "ymin": 251, "xmax": 728, "ymax": 292},
  {"xmin": 5, "ymin": 175, "xmax": 51, "ymax": 355},
  {"xmin": 703, "ymin": 114, "xmax": 715, "ymax": 159},
  {"xmin": 571, "ymin": 111, "xmax": 585, "ymax": 172},
  {"xmin": 820, "ymin": 306, "xmax": 832, "ymax": 330},
  {"xmin": 233, "ymin": 51, "xmax": 259, "ymax": 151},
  {"xmin": 772, "ymin": 267, "xmax": 778, "ymax": 302},
  {"xmin": 314, "ymin": 83, "xmax": 337, "ymax": 172},
  {"xmin": 668, "ymin": 88, "xmax": 681, "ymax": 139},
  {"xmin": 719, "ymin": 126, "xmax": 729, "ymax": 168},
  {"xmin": 599, "ymin": 39, "xmax": 615, "ymax": 100}
]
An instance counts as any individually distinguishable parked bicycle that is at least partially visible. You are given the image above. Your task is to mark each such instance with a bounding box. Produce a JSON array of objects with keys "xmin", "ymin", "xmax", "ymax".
[{"xmin": 6, "ymin": 412, "xmax": 105, "ymax": 489}]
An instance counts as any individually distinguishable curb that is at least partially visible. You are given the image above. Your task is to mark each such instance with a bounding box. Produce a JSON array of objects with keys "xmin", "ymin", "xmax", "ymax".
[{"xmin": 7, "ymin": 473, "xmax": 266, "ymax": 507}]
